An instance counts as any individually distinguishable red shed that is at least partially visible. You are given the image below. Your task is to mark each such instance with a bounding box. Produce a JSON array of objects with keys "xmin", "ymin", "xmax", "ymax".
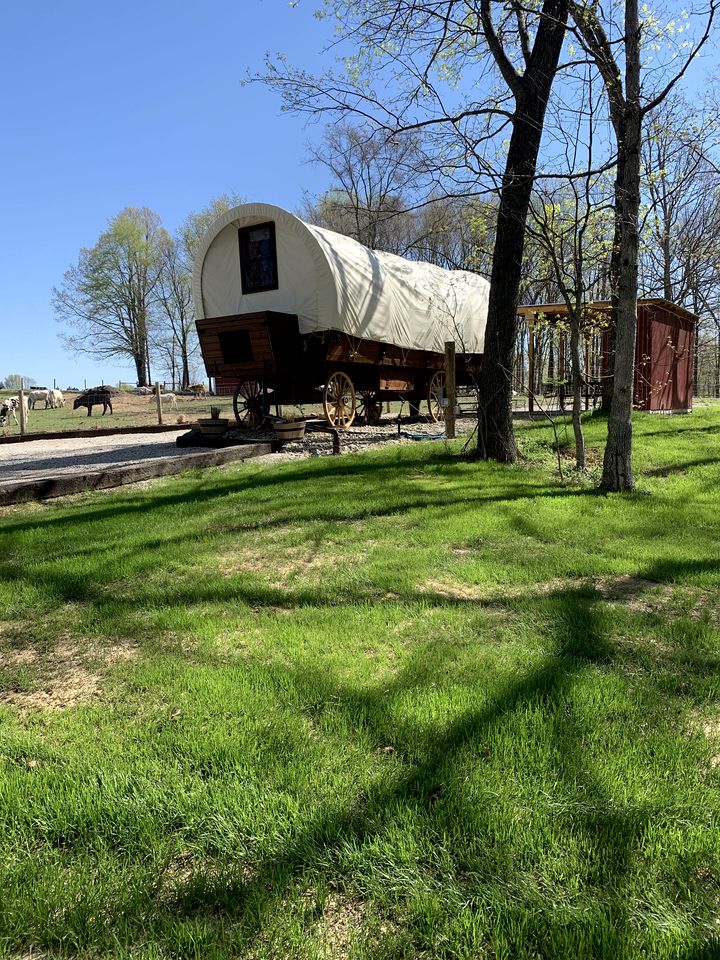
[
  {"xmin": 632, "ymin": 299, "xmax": 696, "ymax": 412},
  {"xmin": 517, "ymin": 298, "xmax": 696, "ymax": 413}
]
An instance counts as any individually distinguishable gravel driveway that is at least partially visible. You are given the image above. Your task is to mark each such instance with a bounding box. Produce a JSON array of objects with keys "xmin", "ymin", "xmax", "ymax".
[{"xmin": 0, "ymin": 430, "xmax": 190, "ymax": 484}]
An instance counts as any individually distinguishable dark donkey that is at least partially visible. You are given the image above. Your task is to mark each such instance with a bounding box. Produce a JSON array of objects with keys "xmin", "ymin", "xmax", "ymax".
[{"xmin": 73, "ymin": 387, "xmax": 113, "ymax": 417}]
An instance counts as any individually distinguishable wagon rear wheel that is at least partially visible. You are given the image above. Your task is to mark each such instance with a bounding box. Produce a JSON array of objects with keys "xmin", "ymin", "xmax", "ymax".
[
  {"xmin": 427, "ymin": 371, "xmax": 446, "ymax": 423},
  {"xmin": 358, "ymin": 390, "xmax": 382, "ymax": 425},
  {"xmin": 233, "ymin": 380, "xmax": 267, "ymax": 430},
  {"xmin": 323, "ymin": 371, "xmax": 356, "ymax": 428}
]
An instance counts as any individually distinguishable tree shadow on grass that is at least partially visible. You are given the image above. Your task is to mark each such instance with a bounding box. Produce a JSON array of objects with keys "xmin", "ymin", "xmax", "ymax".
[
  {"xmin": 1, "ymin": 480, "xmax": 599, "ymax": 613},
  {"xmin": 142, "ymin": 590, "xmax": 615, "ymax": 956},
  {"xmin": 1, "ymin": 446, "xmax": 597, "ymax": 539},
  {"xmin": 635, "ymin": 421, "xmax": 720, "ymax": 440},
  {"xmin": 643, "ymin": 456, "xmax": 720, "ymax": 477},
  {"xmin": 20, "ymin": 579, "xmax": 717, "ymax": 959}
]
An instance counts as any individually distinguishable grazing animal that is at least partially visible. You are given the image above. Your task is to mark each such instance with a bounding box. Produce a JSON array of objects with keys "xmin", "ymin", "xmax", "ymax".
[
  {"xmin": 0, "ymin": 395, "xmax": 29, "ymax": 426},
  {"xmin": 134, "ymin": 386, "xmax": 153, "ymax": 396},
  {"xmin": 28, "ymin": 388, "xmax": 49, "ymax": 410},
  {"xmin": 73, "ymin": 388, "xmax": 113, "ymax": 417},
  {"xmin": 46, "ymin": 388, "xmax": 65, "ymax": 409},
  {"xmin": 189, "ymin": 383, "xmax": 206, "ymax": 398},
  {"xmin": 152, "ymin": 392, "xmax": 178, "ymax": 409}
]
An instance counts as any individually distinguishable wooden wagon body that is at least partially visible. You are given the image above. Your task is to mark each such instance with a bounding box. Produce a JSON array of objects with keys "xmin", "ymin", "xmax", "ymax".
[{"xmin": 197, "ymin": 310, "xmax": 482, "ymax": 427}]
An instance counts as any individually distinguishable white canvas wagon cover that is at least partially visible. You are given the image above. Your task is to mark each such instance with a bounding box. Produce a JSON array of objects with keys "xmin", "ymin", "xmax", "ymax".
[{"xmin": 193, "ymin": 202, "xmax": 489, "ymax": 354}]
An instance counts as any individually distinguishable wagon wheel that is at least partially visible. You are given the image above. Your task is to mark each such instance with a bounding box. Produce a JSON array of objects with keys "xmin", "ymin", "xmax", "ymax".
[
  {"xmin": 233, "ymin": 380, "xmax": 266, "ymax": 430},
  {"xmin": 323, "ymin": 371, "xmax": 356, "ymax": 428},
  {"xmin": 358, "ymin": 390, "xmax": 382, "ymax": 425},
  {"xmin": 427, "ymin": 371, "xmax": 447, "ymax": 423}
]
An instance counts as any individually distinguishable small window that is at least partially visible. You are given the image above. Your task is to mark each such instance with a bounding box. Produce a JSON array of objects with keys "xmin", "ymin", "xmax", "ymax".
[
  {"xmin": 218, "ymin": 330, "xmax": 254, "ymax": 364},
  {"xmin": 238, "ymin": 221, "xmax": 278, "ymax": 294}
]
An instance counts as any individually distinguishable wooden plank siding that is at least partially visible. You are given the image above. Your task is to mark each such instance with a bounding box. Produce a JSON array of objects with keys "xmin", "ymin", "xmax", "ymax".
[
  {"xmin": 196, "ymin": 312, "xmax": 301, "ymax": 379},
  {"xmin": 201, "ymin": 311, "xmax": 482, "ymax": 405}
]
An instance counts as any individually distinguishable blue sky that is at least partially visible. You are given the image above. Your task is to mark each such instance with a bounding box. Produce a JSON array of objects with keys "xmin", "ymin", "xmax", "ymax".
[
  {"xmin": 0, "ymin": 0, "xmax": 335, "ymax": 389},
  {"xmin": 2, "ymin": 1, "xmax": 713, "ymax": 390}
]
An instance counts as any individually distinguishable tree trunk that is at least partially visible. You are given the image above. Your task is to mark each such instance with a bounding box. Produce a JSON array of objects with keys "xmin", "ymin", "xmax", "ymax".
[
  {"xmin": 476, "ymin": 0, "xmax": 568, "ymax": 462},
  {"xmin": 548, "ymin": 338, "xmax": 555, "ymax": 381},
  {"xmin": 570, "ymin": 310, "xmax": 586, "ymax": 470},
  {"xmin": 134, "ymin": 353, "xmax": 147, "ymax": 388},
  {"xmin": 601, "ymin": 5, "xmax": 641, "ymax": 492},
  {"xmin": 601, "ymin": 164, "xmax": 624, "ymax": 412},
  {"xmin": 663, "ymin": 229, "xmax": 673, "ymax": 300},
  {"xmin": 181, "ymin": 335, "xmax": 191, "ymax": 390}
]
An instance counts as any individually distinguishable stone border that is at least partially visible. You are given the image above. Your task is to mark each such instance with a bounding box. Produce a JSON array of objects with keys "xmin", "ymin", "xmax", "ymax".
[{"xmin": 0, "ymin": 443, "xmax": 272, "ymax": 506}]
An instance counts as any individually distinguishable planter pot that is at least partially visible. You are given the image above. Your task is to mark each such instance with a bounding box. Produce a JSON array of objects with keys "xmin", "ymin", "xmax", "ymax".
[
  {"xmin": 274, "ymin": 420, "xmax": 306, "ymax": 442},
  {"xmin": 196, "ymin": 418, "xmax": 229, "ymax": 437}
]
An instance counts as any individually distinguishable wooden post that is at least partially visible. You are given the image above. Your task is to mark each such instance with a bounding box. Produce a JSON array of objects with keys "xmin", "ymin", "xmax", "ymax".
[
  {"xmin": 528, "ymin": 321, "xmax": 535, "ymax": 414},
  {"xmin": 155, "ymin": 381, "xmax": 163, "ymax": 425},
  {"xmin": 18, "ymin": 387, "xmax": 27, "ymax": 436},
  {"xmin": 444, "ymin": 341, "xmax": 456, "ymax": 439}
]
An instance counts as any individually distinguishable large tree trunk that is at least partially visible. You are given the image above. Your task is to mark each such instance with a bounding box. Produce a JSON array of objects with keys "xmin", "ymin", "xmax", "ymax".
[
  {"xmin": 601, "ymin": 163, "xmax": 624, "ymax": 412},
  {"xmin": 601, "ymin": 6, "xmax": 641, "ymax": 492},
  {"xmin": 476, "ymin": 0, "xmax": 568, "ymax": 462},
  {"xmin": 133, "ymin": 353, "xmax": 146, "ymax": 388}
]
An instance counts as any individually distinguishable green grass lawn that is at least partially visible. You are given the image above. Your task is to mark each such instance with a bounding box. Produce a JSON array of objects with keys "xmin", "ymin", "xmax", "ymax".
[{"xmin": 1, "ymin": 408, "xmax": 719, "ymax": 959}]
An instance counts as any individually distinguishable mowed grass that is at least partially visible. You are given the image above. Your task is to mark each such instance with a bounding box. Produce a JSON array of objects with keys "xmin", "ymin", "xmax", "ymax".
[{"xmin": 1, "ymin": 407, "xmax": 719, "ymax": 959}]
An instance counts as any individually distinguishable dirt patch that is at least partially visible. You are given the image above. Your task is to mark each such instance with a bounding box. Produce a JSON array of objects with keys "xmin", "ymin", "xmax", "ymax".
[
  {"xmin": 687, "ymin": 713, "xmax": 720, "ymax": 770},
  {"xmin": 217, "ymin": 545, "xmax": 363, "ymax": 587},
  {"xmin": 0, "ymin": 638, "xmax": 139, "ymax": 711},
  {"xmin": 701, "ymin": 719, "xmax": 720, "ymax": 738},
  {"xmin": 4, "ymin": 648, "xmax": 38, "ymax": 667},
  {"xmin": 422, "ymin": 573, "xmax": 717, "ymax": 619},
  {"xmin": 593, "ymin": 574, "xmax": 672, "ymax": 613},
  {"xmin": 423, "ymin": 578, "xmax": 488, "ymax": 602},
  {"xmin": 316, "ymin": 892, "xmax": 364, "ymax": 958},
  {"xmin": 421, "ymin": 576, "xmax": 575, "ymax": 604},
  {"xmin": 595, "ymin": 575, "xmax": 718, "ymax": 620}
]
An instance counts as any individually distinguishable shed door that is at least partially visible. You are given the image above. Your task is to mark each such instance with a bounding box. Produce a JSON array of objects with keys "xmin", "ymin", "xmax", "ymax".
[{"xmin": 650, "ymin": 316, "xmax": 693, "ymax": 411}]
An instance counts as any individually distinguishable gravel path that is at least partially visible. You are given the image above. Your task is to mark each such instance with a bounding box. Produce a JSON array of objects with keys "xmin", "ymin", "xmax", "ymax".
[
  {"xmin": 0, "ymin": 417, "xmax": 476, "ymax": 485},
  {"xmin": 0, "ymin": 431, "xmax": 189, "ymax": 483},
  {"xmin": 217, "ymin": 415, "xmax": 476, "ymax": 465}
]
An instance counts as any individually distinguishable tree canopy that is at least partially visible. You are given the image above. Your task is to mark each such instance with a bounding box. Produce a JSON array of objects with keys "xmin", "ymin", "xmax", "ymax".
[
  {"xmin": 53, "ymin": 196, "xmax": 244, "ymax": 389},
  {"xmin": 53, "ymin": 207, "xmax": 169, "ymax": 387}
]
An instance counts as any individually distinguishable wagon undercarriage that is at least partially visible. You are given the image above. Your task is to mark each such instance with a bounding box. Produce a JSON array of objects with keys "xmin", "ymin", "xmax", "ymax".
[{"xmin": 197, "ymin": 311, "xmax": 480, "ymax": 430}]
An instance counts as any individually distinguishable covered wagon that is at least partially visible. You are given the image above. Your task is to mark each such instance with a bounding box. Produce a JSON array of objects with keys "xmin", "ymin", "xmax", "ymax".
[{"xmin": 193, "ymin": 203, "xmax": 489, "ymax": 428}]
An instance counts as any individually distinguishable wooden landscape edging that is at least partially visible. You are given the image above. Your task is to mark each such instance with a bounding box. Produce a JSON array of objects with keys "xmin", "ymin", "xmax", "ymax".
[
  {"xmin": 0, "ymin": 443, "xmax": 272, "ymax": 506},
  {"xmin": 0, "ymin": 424, "xmax": 186, "ymax": 445}
]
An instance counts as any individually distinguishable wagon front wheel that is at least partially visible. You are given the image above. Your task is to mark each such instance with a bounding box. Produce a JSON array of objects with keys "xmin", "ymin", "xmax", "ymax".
[
  {"xmin": 428, "ymin": 371, "xmax": 446, "ymax": 423},
  {"xmin": 323, "ymin": 371, "xmax": 356, "ymax": 428},
  {"xmin": 233, "ymin": 380, "xmax": 266, "ymax": 430}
]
